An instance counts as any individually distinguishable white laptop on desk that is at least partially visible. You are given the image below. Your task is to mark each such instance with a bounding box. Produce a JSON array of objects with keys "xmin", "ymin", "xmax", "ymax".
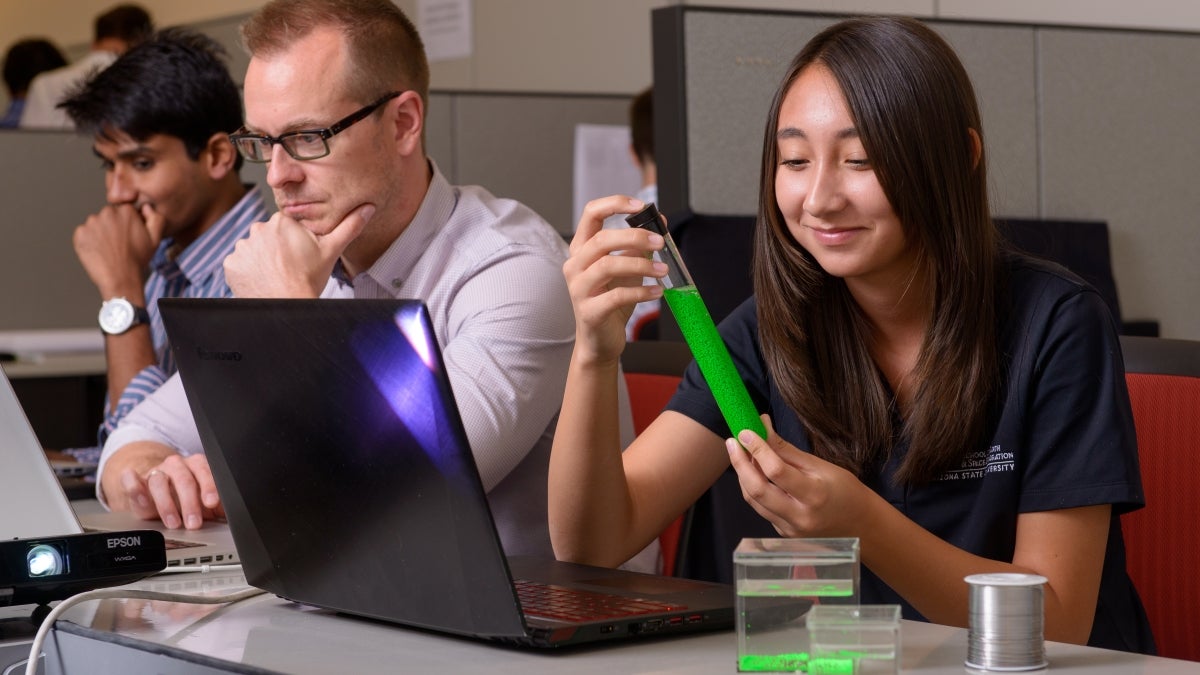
[{"xmin": 0, "ymin": 367, "xmax": 239, "ymax": 569}]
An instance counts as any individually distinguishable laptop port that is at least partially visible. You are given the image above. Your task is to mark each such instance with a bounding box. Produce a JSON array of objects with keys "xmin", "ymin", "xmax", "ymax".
[
  {"xmin": 600, "ymin": 625, "xmax": 616, "ymax": 634},
  {"xmin": 686, "ymin": 614, "xmax": 703, "ymax": 624},
  {"xmin": 199, "ymin": 556, "xmax": 213, "ymax": 563},
  {"xmin": 643, "ymin": 619, "xmax": 663, "ymax": 632},
  {"xmin": 668, "ymin": 616, "xmax": 684, "ymax": 625}
]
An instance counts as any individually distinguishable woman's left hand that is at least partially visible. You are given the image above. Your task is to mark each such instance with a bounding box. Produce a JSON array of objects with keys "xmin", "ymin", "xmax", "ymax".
[{"xmin": 726, "ymin": 415, "xmax": 871, "ymax": 538}]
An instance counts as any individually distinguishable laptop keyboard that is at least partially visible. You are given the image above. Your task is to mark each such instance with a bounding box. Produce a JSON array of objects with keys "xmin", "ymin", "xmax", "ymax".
[
  {"xmin": 163, "ymin": 537, "xmax": 204, "ymax": 550},
  {"xmin": 84, "ymin": 526, "xmax": 202, "ymax": 550},
  {"xmin": 514, "ymin": 579, "xmax": 685, "ymax": 622}
]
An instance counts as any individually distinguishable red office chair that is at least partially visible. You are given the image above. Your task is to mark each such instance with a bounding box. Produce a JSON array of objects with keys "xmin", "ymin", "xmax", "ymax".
[
  {"xmin": 630, "ymin": 308, "xmax": 661, "ymax": 342},
  {"xmin": 1119, "ymin": 335, "xmax": 1200, "ymax": 661},
  {"xmin": 621, "ymin": 340, "xmax": 694, "ymax": 576}
]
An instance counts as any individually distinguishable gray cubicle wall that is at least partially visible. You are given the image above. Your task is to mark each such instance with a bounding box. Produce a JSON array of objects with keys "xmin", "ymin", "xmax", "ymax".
[
  {"xmin": 1037, "ymin": 28, "xmax": 1200, "ymax": 344},
  {"xmin": 0, "ymin": 132, "xmax": 107, "ymax": 330},
  {"xmin": 653, "ymin": 7, "xmax": 1200, "ymax": 340},
  {"xmin": 433, "ymin": 92, "xmax": 631, "ymax": 232}
]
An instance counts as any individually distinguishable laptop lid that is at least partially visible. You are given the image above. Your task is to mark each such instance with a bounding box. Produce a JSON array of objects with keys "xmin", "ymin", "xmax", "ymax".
[
  {"xmin": 0, "ymin": 370, "xmax": 84, "ymax": 540},
  {"xmin": 160, "ymin": 298, "xmax": 732, "ymax": 646},
  {"xmin": 0, "ymin": 360, "xmax": 238, "ymax": 568}
]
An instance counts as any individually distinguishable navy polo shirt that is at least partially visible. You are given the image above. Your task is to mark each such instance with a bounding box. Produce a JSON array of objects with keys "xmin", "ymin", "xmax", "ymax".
[{"xmin": 667, "ymin": 254, "xmax": 1155, "ymax": 653}]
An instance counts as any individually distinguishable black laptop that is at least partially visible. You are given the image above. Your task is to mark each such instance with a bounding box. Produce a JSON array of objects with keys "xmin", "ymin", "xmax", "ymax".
[{"xmin": 159, "ymin": 298, "xmax": 732, "ymax": 647}]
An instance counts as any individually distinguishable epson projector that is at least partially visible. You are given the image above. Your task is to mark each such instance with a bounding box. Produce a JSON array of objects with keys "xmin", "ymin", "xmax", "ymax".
[{"xmin": 1, "ymin": 530, "xmax": 166, "ymax": 607}]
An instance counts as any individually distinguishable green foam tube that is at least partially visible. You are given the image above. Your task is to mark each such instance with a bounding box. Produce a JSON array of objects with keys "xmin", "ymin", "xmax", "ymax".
[{"xmin": 626, "ymin": 203, "xmax": 766, "ymax": 441}]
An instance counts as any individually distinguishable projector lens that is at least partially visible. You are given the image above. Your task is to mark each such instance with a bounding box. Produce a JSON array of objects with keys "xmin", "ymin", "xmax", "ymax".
[{"xmin": 27, "ymin": 544, "xmax": 66, "ymax": 577}]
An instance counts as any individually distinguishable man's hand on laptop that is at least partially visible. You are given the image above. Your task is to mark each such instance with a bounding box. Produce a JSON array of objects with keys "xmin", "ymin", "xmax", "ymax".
[{"xmin": 102, "ymin": 442, "xmax": 224, "ymax": 529}]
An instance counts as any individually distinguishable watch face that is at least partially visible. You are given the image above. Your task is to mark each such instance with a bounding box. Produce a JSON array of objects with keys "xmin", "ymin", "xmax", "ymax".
[{"xmin": 100, "ymin": 299, "xmax": 135, "ymax": 334}]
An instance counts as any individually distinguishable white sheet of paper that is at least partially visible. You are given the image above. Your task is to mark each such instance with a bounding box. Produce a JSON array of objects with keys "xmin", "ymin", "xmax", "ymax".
[
  {"xmin": 418, "ymin": 0, "xmax": 473, "ymax": 62},
  {"xmin": 573, "ymin": 123, "xmax": 642, "ymax": 230}
]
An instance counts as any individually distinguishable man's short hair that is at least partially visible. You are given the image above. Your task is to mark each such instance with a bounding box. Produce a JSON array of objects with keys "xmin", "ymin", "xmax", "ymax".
[
  {"xmin": 241, "ymin": 0, "xmax": 430, "ymax": 108},
  {"xmin": 59, "ymin": 28, "xmax": 244, "ymax": 169},
  {"xmin": 630, "ymin": 86, "xmax": 653, "ymax": 165},
  {"xmin": 2, "ymin": 38, "xmax": 67, "ymax": 97},
  {"xmin": 95, "ymin": 4, "xmax": 154, "ymax": 47}
]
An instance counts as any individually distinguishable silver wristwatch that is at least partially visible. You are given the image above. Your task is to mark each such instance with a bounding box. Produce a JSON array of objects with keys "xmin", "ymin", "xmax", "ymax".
[{"xmin": 98, "ymin": 297, "xmax": 150, "ymax": 335}]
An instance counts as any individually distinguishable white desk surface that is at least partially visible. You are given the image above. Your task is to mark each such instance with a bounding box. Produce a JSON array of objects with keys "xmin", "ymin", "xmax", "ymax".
[
  {"xmin": 45, "ymin": 570, "xmax": 1200, "ymax": 674},
  {"xmin": 1, "ymin": 352, "xmax": 106, "ymax": 379},
  {"xmin": 0, "ymin": 329, "xmax": 104, "ymax": 379}
]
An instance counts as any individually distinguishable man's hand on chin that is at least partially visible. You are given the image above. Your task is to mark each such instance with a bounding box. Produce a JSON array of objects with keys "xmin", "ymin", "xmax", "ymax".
[{"xmin": 224, "ymin": 203, "xmax": 375, "ymax": 298}]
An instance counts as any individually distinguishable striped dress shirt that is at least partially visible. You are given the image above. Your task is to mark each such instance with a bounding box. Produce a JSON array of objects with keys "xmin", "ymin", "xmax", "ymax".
[{"xmin": 98, "ymin": 185, "xmax": 269, "ymax": 445}]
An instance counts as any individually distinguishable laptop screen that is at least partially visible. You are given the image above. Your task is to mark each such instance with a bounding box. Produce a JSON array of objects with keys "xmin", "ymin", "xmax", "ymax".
[{"xmin": 0, "ymin": 369, "xmax": 86, "ymax": 540}]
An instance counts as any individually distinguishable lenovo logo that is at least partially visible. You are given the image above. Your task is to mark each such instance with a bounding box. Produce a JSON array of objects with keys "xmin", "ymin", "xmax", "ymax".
[{"xmin": 196, "ymin": 347, "xmax": 243, "ymax": 362}]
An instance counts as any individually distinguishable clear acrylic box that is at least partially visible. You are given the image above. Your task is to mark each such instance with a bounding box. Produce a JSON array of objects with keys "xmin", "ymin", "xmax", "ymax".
[
  {"xmin": 734, "ymin": 538, "xmax": 860, "ymax": 672},
  {"xmin": 807, "ymin": 604, "xmax": 901, "ymax": 674}
]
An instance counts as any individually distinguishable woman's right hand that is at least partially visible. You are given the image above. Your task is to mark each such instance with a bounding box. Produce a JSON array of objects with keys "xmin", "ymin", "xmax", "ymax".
[{"xmin": 564, "ymin": 195, "xmax": 667, "ymax": 365}]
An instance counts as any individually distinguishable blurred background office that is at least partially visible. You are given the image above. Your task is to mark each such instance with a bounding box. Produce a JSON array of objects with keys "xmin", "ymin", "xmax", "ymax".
[
  {"xmin": 1, "ymin": 38, "xmax": 67, "ymax": 127},
  {"xmin": 18, "ymin": 3, "xmax": 152, "ymax": 129}
]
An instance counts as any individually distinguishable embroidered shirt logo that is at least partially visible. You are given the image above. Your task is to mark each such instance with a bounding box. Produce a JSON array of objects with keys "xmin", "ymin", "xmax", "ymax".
[{"xmin": 941, "ymin": 445, "xmax": 1014, "ymax": 481}]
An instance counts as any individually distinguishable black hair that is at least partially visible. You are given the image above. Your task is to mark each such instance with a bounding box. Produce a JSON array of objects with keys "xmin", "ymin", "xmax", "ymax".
[
  {"xmin": 2, "ymin": 38, "xmax": 67, "ymax": 97},
  {"xmin": 95, "ymin": 4, "xmax": 154, "ymax": 46},
  {"xmin": 59, "ymin": 28, "xmax": 244, "ymax": 170},
  {"xmin": 629, "ymin": 86, "xmax": 653, "ymax": 165}
]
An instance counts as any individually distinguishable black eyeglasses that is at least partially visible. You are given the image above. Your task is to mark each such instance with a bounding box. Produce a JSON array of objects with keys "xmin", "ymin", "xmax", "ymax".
[{"xmin": 229, "ymin": 91, "xmax": 402, "ymax": 162}]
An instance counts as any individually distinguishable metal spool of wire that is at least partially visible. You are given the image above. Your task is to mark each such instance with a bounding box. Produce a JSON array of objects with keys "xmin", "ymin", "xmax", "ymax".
[{"xmin": 964, "ymin": 573, "xmax": 1049, "ymax": 671}]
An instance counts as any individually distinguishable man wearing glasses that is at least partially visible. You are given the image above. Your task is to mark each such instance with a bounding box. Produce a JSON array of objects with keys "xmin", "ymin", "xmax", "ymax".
[{"xmin": 94, "ymin": 0, "xmax": 588, "ymax": 560}]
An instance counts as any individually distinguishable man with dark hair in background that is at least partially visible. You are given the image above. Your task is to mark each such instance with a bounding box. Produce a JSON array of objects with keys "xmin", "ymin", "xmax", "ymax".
[
  {"xmin": 603, "ymin": 86, "xmax": 659, "ymax": 341},
  {"xmin": 629, "ymin": 86, "xmax": 656, "ymax": 201},
  {"xmin": 1, "ymin": 38, "xmax": 67, "ymax": 128},
  {"xmin": 55, "ymin": 28, "xmax": 269, "ymax": 472},
  {"xmin": 20, "ymin": 3, "xmax": 153, "ymax": 129}
]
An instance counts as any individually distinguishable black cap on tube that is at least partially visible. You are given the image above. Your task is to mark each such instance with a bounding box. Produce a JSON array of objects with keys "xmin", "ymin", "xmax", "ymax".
[{"xmin": 624, "ymin": 202, "xmax": 667, "ymax": 236}]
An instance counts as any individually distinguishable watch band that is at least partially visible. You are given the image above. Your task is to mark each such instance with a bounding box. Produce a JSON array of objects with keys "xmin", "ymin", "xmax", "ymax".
[{"xmin": 129, "ymin": 304, "xmax": 150, "ymax": 326}]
